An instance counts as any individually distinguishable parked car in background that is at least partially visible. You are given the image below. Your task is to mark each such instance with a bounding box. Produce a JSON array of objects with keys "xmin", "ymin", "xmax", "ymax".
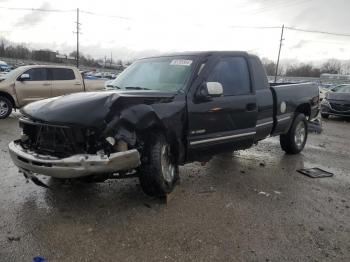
[
  {"xmin": 0, "ymin": 61, "xmax": 11, "ymax": 72},
  {"xmin": 321, "ymin": 84, "xmax": 350, "ymax": 118},
  {"xmin": 9, "ymin": 51, "xmax": 319, "ymax": 196},
  {"xmin": 0, "ymin": 65, "xmax": 105, "ymax": 119}
]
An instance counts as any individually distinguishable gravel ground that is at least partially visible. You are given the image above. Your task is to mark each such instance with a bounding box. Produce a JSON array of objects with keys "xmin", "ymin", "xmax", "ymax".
[{"xmin": 0, "ymin": 113, "xmax": 349, "ymax": 262}]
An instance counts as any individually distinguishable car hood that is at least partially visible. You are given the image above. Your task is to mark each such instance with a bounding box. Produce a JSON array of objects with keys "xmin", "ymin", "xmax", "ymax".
[
  {"xmin": 326, "ymin": 92, "xmax": 350, "ymax": 102},
  {"xmin": 21, "ymin": 91, "xmax": 177, "ymax": 127}
]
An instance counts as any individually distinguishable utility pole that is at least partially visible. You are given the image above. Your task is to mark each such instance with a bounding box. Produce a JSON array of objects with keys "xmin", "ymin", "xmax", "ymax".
[
  {"xmin": 110, "ymin": 52, "xmax": 112, "ymax": 68},
  {"xmin": 274, "ymin": 24, "xmax": 284, "ymax": 83},
  {"xmin": 75, "ymin": 8, "xmax": 80, "ymax": 68}
]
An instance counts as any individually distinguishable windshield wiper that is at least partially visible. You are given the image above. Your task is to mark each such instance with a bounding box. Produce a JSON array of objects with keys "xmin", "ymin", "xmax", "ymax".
[
  {"xmin": 106, "ymin": 84, "xmax": 121, "ymax": 89},
  {"xmin": 124, "ymin": 86, "xmax": 151, "ymax": 90}
]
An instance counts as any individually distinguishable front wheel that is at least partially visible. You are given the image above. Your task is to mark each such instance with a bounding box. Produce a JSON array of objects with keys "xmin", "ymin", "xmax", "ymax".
[
  {"xmin": 0, "ymin": 96, "xmax": 13, "ymax": 119},
  {"xmin": 280, "ymin": 113, "xmax": 308, "ymax": 154},
  {"xmin": 139, "ymin": 133, "xmax": 179, "ymax": 197}
]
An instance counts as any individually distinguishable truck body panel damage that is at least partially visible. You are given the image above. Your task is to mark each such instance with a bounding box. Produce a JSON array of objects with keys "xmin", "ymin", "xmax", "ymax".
[
  {"xmin": 9, "ymin": 141, "xmax": 141, "ymax": 178},
  {"xmin": 12, "ymin": 90, "xmax": 187, "ymax": 179}
]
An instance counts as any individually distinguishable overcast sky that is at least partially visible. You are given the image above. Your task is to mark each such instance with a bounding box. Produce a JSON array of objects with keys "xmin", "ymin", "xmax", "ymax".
[{"xmin": 0, "ymin": 0, "xmax": 349, "ymax": 62}]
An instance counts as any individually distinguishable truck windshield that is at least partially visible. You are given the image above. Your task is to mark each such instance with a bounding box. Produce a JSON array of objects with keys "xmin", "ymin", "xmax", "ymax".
[{"xmin": 111, "ymin": 56, "xmax": 194, "ymax": 92}]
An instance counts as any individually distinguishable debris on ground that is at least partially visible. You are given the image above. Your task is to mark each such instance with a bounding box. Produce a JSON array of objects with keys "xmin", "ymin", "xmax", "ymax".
[
  {"xmin": 259, "ymin": 162, "xmax": 266, "ymax": 167},
  {"xmin": 198, "ymin": 186, "xmax": 216, "ymax": 194},
  {"xmin": 297, "ymin": 168, "xmax": 334, "ymax": 178},
  {"xmin": 143, "ymin": 203, "xmax": 151, "ymax": 208},
  {"xmin": 255, "ymin": 190, "xmax": 281, "ymax": 197},
  {"xmin": 225, "ymin": 202, "xmax": 234, "ymax": 208},
  {"xmin": 258, "ymin": 191, "xmax": 271, "ymax": 197},
  {"xmin": 7, "ymin": 236, "xmax": 20, "ymax": 242}
]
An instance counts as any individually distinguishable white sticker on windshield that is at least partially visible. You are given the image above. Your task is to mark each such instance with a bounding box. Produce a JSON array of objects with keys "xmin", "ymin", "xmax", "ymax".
[{"xmin": 170, "ymin": 59, "xmax": 193, "ymax": 66}]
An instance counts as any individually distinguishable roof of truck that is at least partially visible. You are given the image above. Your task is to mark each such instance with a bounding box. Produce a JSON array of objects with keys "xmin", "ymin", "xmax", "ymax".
[
  {"xmin": 138, "ymin": 51, "xmax": 255, "ymax": 60},
  {"xmin": 164, "ymin": 50, "xmax": 249, "ymax": 55},
  {"xmin": 15, "ymin": 65, "xmax": 78, "ymax": 70}
]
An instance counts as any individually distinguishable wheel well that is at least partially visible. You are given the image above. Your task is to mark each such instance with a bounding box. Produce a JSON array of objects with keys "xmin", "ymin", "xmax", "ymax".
[
  {"xmin": 139, "ymin": 126, "xmax": 182, "ymax": 163},
  {"xmin": 295, "ymin": 103, "xmax": 311, "ymax": 118},
  {"xmin": 0, "ymin": 91, "xmax": 16, "ymax": 108}
]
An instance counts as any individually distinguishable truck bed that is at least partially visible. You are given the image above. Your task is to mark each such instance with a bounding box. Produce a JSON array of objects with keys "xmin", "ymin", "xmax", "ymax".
[{"xmin": 270, "ymin": 82, "xmax": 319, "ymax": 135}]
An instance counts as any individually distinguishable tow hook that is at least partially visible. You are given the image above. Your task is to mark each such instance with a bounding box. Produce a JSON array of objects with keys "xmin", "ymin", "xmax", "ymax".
[{"xmin": 19, "ymin": 169, "xmax": 50, "ymax": 189}]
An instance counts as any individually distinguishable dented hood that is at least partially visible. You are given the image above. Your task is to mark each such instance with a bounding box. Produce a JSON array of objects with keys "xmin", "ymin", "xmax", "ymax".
[{"xmin": 21, "ymin": 91, "xmax": 176, "ymax": 127}]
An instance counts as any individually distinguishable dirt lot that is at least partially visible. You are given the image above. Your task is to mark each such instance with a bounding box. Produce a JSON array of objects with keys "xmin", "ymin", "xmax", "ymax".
[{"xmin": 0, "ymin": 113, "xmax": 349, "ymax": 262}]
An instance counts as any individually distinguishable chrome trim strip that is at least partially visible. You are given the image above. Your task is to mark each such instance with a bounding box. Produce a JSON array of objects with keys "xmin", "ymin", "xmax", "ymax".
[
  {"xmin": 277, "ymin": 116, "xmax": 291, "ymax": 122},
  {"xmin": 256, "ymin": 120, "xmax": 274, "ymax": 128},
  {"xmin": 190, "ymin": 131, "xmax": 256, "ymax": 146}
]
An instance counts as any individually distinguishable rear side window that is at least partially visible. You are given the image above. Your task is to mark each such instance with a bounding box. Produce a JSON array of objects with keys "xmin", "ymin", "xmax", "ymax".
[
  {"xmin": 249, "ymin": 57, "xmax": 269, "ymax": 90},
  {"xmin": 207, "ymin": 57, "xmax": 251, "ymax": 96},
  {"xmin": 23, "ymin": 68, "xmax": 47, "ymax": 81},
  {"xmin": 51, "ymin": 68, "xmax": 75, "ymax": 80}
]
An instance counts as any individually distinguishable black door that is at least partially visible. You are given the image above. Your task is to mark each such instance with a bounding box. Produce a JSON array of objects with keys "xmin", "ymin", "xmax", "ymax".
[{"xmin": 187, "ymin": 55, "xmax": 258, "ymax": 159}]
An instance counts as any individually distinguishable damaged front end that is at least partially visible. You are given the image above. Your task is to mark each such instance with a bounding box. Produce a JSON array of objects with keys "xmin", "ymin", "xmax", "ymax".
[
  {"xmin": 9, "ymin": 91, "xmax": 186, "ymax": 184},
  {"xmin": 9, "ymin": 116, "xmax": 141, "ymax": 179}
]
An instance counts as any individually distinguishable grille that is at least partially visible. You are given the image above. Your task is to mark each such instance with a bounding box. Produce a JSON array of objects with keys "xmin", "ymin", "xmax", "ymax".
[
  {"xmin": 20, "ymin": 118, "xmax": 89, "ymax": 158},
  {"xmin": 330, "ymin": 103, "xmax": 350, "ymax": 112}
]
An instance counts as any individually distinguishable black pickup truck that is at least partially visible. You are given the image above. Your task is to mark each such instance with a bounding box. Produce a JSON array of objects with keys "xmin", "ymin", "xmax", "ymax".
[{"xmin": 9, "ymin": 51, "xmax": 319, "ymax": 196}]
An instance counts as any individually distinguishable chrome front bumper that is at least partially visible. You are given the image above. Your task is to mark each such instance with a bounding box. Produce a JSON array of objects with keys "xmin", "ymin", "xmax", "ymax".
[{"xmin": 8, "ymin": 141, "xmax": 141, "ymax": 178}]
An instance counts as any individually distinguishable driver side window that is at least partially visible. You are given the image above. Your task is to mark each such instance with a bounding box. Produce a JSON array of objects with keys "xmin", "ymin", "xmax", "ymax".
[{"xmin": 207, "ymin": 57, "xmax": 251, "ymax": 96}]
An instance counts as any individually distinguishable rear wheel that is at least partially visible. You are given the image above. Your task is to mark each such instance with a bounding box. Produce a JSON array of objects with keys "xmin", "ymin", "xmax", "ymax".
[
  {"xmin": 280, "ymin": 113, "xmax": 308, "ymax": 154},
  {"xmin": 139, "ymin": 133, "xmax": 179, "ymax": 197},
  {"xmin": 0, "ymin": 96, "xmax": 12, "ymax": 119}
]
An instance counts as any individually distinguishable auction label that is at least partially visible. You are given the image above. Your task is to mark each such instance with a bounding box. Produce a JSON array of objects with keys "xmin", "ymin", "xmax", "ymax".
[{"xmin": 170, "ymin": 59, "xmax": 193, "ymax": 66}]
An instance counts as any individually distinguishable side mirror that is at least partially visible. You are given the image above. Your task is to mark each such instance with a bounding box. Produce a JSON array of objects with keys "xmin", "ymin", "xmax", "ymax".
[
  {"xmin": 206, "ymin": 82, "xmax": 223, "ymax": 97},
  {"xmin": 196, "ymin": 82, "xmax": 223, "ymax": 100},
  {"xmin": 19, "ymin": 73, "xmax": 30, "ymax": 81}
]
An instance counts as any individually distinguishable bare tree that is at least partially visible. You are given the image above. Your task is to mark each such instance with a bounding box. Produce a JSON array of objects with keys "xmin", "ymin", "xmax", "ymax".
[
  {"xmin": 321, "ymin": 59, "xmax": 341, "ymax": 74},
  {"xmin": 285, "ymin": 64, "xmax": 321, "ymax": 77}
]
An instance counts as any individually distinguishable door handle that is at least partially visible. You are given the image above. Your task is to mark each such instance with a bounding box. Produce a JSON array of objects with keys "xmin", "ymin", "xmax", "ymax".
[
  {"xmin": 75, "ymin": 82, "xmax": 81, "ymax": 85},
  {"xmin": 246, "ymin": 103, "xmax": 257, "ymax": 112},
  {"xmin": 42, "ymin": 83, "xmax": 51, "ymax": 86}
]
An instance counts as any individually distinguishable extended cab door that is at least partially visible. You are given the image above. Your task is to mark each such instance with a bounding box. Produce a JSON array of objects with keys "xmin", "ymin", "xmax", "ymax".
[
  {"xmin": 15, "ymin": 68, "xmax": 51, "ymax": 106},
  {"xmin": 187, "ymin": 55, "xmax": 258, "ymax": 159},
  {"xmin": 50, "ymin": 68, "xmax": 83, "ymax": 97}
]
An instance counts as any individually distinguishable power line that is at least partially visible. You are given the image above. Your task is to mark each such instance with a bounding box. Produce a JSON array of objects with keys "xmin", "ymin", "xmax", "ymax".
[
  {"xmin": 80, "ymin": 10, "xmax": 132, "ymax": 21},
  {"xmin": 228, "ymin": 25, "xmax": 281, "ymax": 30},
  {"xmin": 286, "ymin": 26, "xmax": 350, "ymax": 37},
  {"xmin": 2, "ymin": 5, "xmax": 350, "ymax": 39},
  {"xmin": 0, "ymin": 6, "xmax": 74, "ymax": 13}
]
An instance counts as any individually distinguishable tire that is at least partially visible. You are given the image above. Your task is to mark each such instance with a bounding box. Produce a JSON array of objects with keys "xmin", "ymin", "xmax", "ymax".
[
  {"xmin": 321, "ymin": 113, "xmax": 329, "ymax": 119},
  {"xmin": 139, "ymin": 133, "xmax": 179, "ymax": 197},
  {"xmin": 280, "ymin": 113, "xmax": 308, "ymax": 154},
  {"xmin": 0, "ymin": 96, "xmax": 13, "ymax": 119}
]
